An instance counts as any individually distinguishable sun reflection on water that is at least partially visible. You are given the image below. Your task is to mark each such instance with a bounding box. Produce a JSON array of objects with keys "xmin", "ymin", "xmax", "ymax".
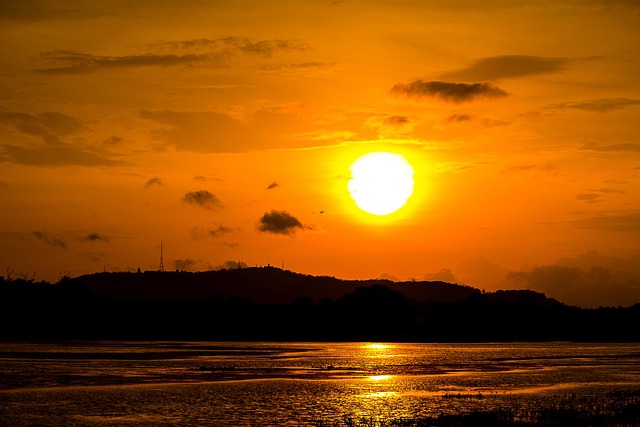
[{"xmin": 368, "ymin": 375, "xmax": 392, "ymax": 381}]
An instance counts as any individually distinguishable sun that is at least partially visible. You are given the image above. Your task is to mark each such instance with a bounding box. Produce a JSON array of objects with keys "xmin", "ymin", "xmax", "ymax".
[{"xmin": 348, "ymin": 152, "xmax": 415, "ymax": 216}]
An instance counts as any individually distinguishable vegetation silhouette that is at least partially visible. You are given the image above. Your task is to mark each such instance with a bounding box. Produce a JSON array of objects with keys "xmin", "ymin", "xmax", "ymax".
[{"xmin": 1, "ymin": 266, "xmax": 639, "ymax": 341}]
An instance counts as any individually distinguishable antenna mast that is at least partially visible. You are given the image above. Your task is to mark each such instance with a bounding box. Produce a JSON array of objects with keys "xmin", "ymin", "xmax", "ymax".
[{"xmin": 159, "ymin": 241, "xmax": 165, "ymax": 272}]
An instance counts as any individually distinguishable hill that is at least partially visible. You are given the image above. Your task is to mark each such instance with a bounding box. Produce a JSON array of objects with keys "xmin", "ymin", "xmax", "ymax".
[
  {"xmin": 1, "ymin": 267, "xmax": 639, "ymax": 342},
  {"xmin": 72, "ymin": 266, "xmax": 481, "ymax": 304}
]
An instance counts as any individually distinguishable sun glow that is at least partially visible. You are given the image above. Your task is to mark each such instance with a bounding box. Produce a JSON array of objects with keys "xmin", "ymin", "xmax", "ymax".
[{"xmin": 348, "ymin": 152, "xmax": 415, "ymax": 216}]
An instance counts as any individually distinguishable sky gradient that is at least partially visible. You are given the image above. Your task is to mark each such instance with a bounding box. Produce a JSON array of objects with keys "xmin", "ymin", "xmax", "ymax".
[{"xmin": 1, "ymin": 0, "xmax": 640, "ymax": 307}]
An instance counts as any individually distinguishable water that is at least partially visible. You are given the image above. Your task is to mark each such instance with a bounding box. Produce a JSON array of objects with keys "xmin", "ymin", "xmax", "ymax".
[{"xmin": 1, "ymin": 341, "xmax": 640, "ymax": 426}]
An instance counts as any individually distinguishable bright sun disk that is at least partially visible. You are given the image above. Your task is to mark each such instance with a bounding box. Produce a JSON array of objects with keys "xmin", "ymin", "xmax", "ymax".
[{"xmin": 348, "ymin": 152, "xmax": 415, "ymax": 216}]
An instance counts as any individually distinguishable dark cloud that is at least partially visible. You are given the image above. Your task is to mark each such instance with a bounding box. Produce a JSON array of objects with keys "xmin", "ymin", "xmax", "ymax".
[
  {"xmin": 589, "ymin": 188, "xmax": 625, "ymax": 194},
  {"xmin": 423, "ymin": 268, "xmax": 457, "ymax": 283},
  {"xmin": 80, "ymin": 233, "xmax": 109, "ymax": 242},
  {"xmin": 213, "ymin": 260, "xmax": 248, "ymax": 270},
  {"xmin": 501, "ymin": 163, "xmax": 555, "ymax": 174},
  {"xmin": 505, "ymin": 252, "xmax": 640, "ymax": 307},
  {"xmin": 266, "ymin": 182, "xmax": 279, "ymax": 190},
  {"xmin": 38, "ymin": 50, "xmax": 210, "ymax": 74},
  {"xmin": 33, "ymin": 231, "xmax": 67, "ymax": 249},
  {"xmin": 391, "ymin": 80, "xmax": 507, "ymax": 103},
  {"xmin": 383, "ymin": 115, "xmax": 410, "ymax": 126},
  {"xmin": 441, "ymin": 55, "xmax": 570, "ymax": 81},
  {"xmin": 580, "ymin": 142, "xmax": 640, "ymax": 152},
  {"xmin": 144, "ymin": 177, "xmax": 163, "ymax": 188},
  {"xmin": 209, "ymin": 225, "xmax": 234, "ymax": 237},
  {"xmin": 183, "ymin": 190, "xmax": 222, "ymax": 210},
  {"xmin": 546, "ymin": 98, "xmax": 640, "ymax": 113},
  {"xmin": 140, "ymin": 109, "xmax": 254, "ymax": 152},
  {"xmin": 571, "ymin": 212, "xmax": 640, "ymax": 232},
  {"xmin": 258, "ymin": 210, "xmax": 306, "ymax": 235},
  {"xmin": 79, "ymin": 251, "xmax": 106, "ymax": 262},
  {"xmin": 103, "ymin": 136, "xmax": 125, "ymax": 146},
  {"xmin": 576, "ymin": 193, "xmax": 601, "ymax": 203},
  {"xmin": 37, "ymin": 37, "xmax": 308, "ymax": 74},
  {"xmin": 447, "ymin": 113, "xmax": 473, "ymax": 122},
  {"xmin": 0, "ymin": 110, "xmax": 121, "ymax": 167},
  {"xmin": 0, "ymin": 111, "xmax": 85, "ymax": 136},
  {"xmin": 174, "ymin": 258, "xmax": 198, "ymax": 271}
]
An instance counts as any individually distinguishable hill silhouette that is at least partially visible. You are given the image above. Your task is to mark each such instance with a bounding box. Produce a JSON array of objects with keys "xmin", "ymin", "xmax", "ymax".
[
  {"xmin": 73, "ymin": 266, "xmax": 480, "ymax": 304},
  {"xmin": 1, "ymin": 267, "xmax": 639, "ymax": 342}
]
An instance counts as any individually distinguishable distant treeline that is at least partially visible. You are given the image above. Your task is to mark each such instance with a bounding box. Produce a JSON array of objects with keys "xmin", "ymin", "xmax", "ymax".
[{"xmin": 1, "ymin": 267, "xmax": 639, "ymax": 342}]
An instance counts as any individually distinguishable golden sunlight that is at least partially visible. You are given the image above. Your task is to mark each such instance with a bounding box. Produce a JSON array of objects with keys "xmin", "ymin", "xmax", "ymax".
[{"xmin": 348, "ymin": 152, "xmax": 415, "ymax": 216}]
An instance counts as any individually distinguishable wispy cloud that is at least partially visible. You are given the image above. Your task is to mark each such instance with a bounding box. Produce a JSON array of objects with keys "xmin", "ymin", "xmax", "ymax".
[
  {"xmin": 441, "ymin": 55, "xmax": 570, "ymax": 81},
  {"xmin": 391, "ymin": 80, "xmax": 507, "ymax": 103},
  {"xmin": 209, "ymin": 225, "xmax": 234, "ymax": 237},
  {"xmin": 266, "ymin": 182, "xmax": 279, "ymax": 190},
  {"xmin": 258, "ymin": 210, "xmax": 308, "ymax": 235},
  {"xmin": 183, "ymin": 190, "xmax": 223, "ymax": 210},
  {"xmin": 144, "ymin": 177, "xmax": 163, "ymax": 188},
  {"xmin": 174, "ymin": 258, "xmax": 198, "ymax": 271},
  {"xmin": 33, "ymin": 231, "xmax": 67, "ymax": 249},
  {"xmin": 37, "ymin": 37, "xmax": 309, "ymax": 74},
  {"xmin": 571, "ymin": 212, "xmax": 640, "ymax": 232},
  {"xmin": 0, "ymin": 110, "xmax": 122, "ymax": 167},
  {"xmin": 545, "ymin": 98, "xmax": 640, "ymax": 113},
  {"xmin": 80, "ymin": 232, "xmax": 109, "ymax": 242},
  {"xmin": 580, "ymin": 142, "xmax": 640, "ymax": 152}
]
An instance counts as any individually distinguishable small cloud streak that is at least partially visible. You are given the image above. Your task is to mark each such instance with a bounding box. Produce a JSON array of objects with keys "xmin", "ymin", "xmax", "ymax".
[
  {"xmin": 582, "ymin": 142, "xmax": 640, "ymax": 152},
  {"xmin": 576, "ymin": 193, "xmax": 601, "ymax": 204},
  {"xmin": 80, "ymin": 232, "xmax": 109, "ymax": 242},
  {"xmin": 183, "ymin": 190, "xmax": 223, "ymax": 210},
  {"xmin": 266, "ymin": 182, "xmax": 279, "ymax": 190},
  {"xmin": 144, "ymin": 177, "xmax": 163, "ymax": 188},
  {"xmin": 571, "ymin": 212, "xmax": 640, "ymax": 232},
  {"xmin": 174, "ymin": 258, "xmax": 198, "ymax": 271},
  {"xmin": 423, "ymin": 268, "xmax": 457, "ymax": 283},
  {"xmin": 546, "ymin": 98, "xmax": 640, "ymax": 113},
  {"xmin": 391, "ymin": 80, "xmax": 507, "ymax": 103},
  {"xmin": 258, "ymin": 210, "xmax": 307, "ymax": 235},
  {"xmin": 33, "ymin": 231, "xmax": 67, "ymax": 249},
  {"xmin": 442, "ymin": 55, "xmax": 570, "ymax": 81},
  {"xmin": 209, "ymin": 225, "xmax": 234, "ymax": 237}
]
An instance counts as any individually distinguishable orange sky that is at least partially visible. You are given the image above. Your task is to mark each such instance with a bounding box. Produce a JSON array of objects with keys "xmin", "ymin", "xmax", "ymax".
[{"xmin": 1, "ymin": 0, "xmax": 640, "ymax": 307}]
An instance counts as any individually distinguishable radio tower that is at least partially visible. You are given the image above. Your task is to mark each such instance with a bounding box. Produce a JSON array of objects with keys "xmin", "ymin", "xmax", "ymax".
[{"xmin": 159, "ymin": 241, "xmax": 165, "ymax": 272}]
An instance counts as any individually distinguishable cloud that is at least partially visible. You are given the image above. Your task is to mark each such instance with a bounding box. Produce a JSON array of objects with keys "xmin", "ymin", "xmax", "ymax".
[
  {"xmin": 500, "ymin": 163, "xmax": 556, "ymax": 174},
  {"xmin": 546, "ymin": 98, "xmax": 640, "ymax": 113},
  {"xmin": 266, "ymin": 182, "xmax": 279, "ymax": 190},
  {"xmin": 423, "ymin": 268, "xmax": 457, "ymax": 283},
  {"xmin": 0, "ymin": 110, "xmax": 121, "ymax": 167},
  {"xmin": 391, "ymin": 80, "xmax": 507, "ymax": 103},
  {"xmin": 383, "ymin": 115, "xmax": 410, "ymax": 126},
  {"xmin": 182, "ymin": 190, "xmax": 223, "ymax": 210},
  {"xmin": 441, "ymin": 55, "xmax": 570, "ymax": 81},
  {"xmin": 174, "ymin": 258, "xmax": 198, "ymax": 271},
  {"xmin": 33, "ymin": 231, "xmax": 67, "ymax": 249},
  {"xmin": 37, "ymin": 37, "xmax": 308, "ymax": 74},
  {"xmin": 580, "ymin": 142, "xmax": 640, "ymax": 153},
  {"xmin": 80, "ymin": 233, "xmax": 109, "ymax": 242},
  {"xmin": 213, "ymin": 260, "xmax": 248, "ymax": 270},
  {"xmin": 379, "ymin": 272, "xmax": 399, "ymax": 281},
  {"xmin": 38, "ymin": 50, "xmax": 210, "ymax": 74},
  {"xmin": 209, "ymin": 225, "xmax": 234, "ymax": 237},
  {"xmin": 504, "ymin": 252, "xmax": 640, "ymax": 307},
  {"xmin": 144, "ymin": 177, "xmax": 163, "ymax": 188},
  {"xmin": 571, "ymin": 212, "xmax": 640, "ymax": 232},
  {"xmin": 447, "ymin": 113, "xmax": 473, "ymax": 122},
  {"xmin": 140, "ymin": 109, "xmax": 256, "ymax": 152},
  {"xmin": 576, "ymin": 193, "xmax": 602, "ymax": 204},
  {"xmin": 258, "ymin": 210, "xmax": 307, "ymax": 235}
]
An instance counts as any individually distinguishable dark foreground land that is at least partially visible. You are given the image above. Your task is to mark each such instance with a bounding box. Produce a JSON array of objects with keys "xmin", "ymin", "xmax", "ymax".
[
  {"xmin": 2, "ymin": 267, "xmax": 640, "ymax": 341},
  {"xmin": 320, "ymin": 390, "xmax": 640, "ymax": 427}
]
